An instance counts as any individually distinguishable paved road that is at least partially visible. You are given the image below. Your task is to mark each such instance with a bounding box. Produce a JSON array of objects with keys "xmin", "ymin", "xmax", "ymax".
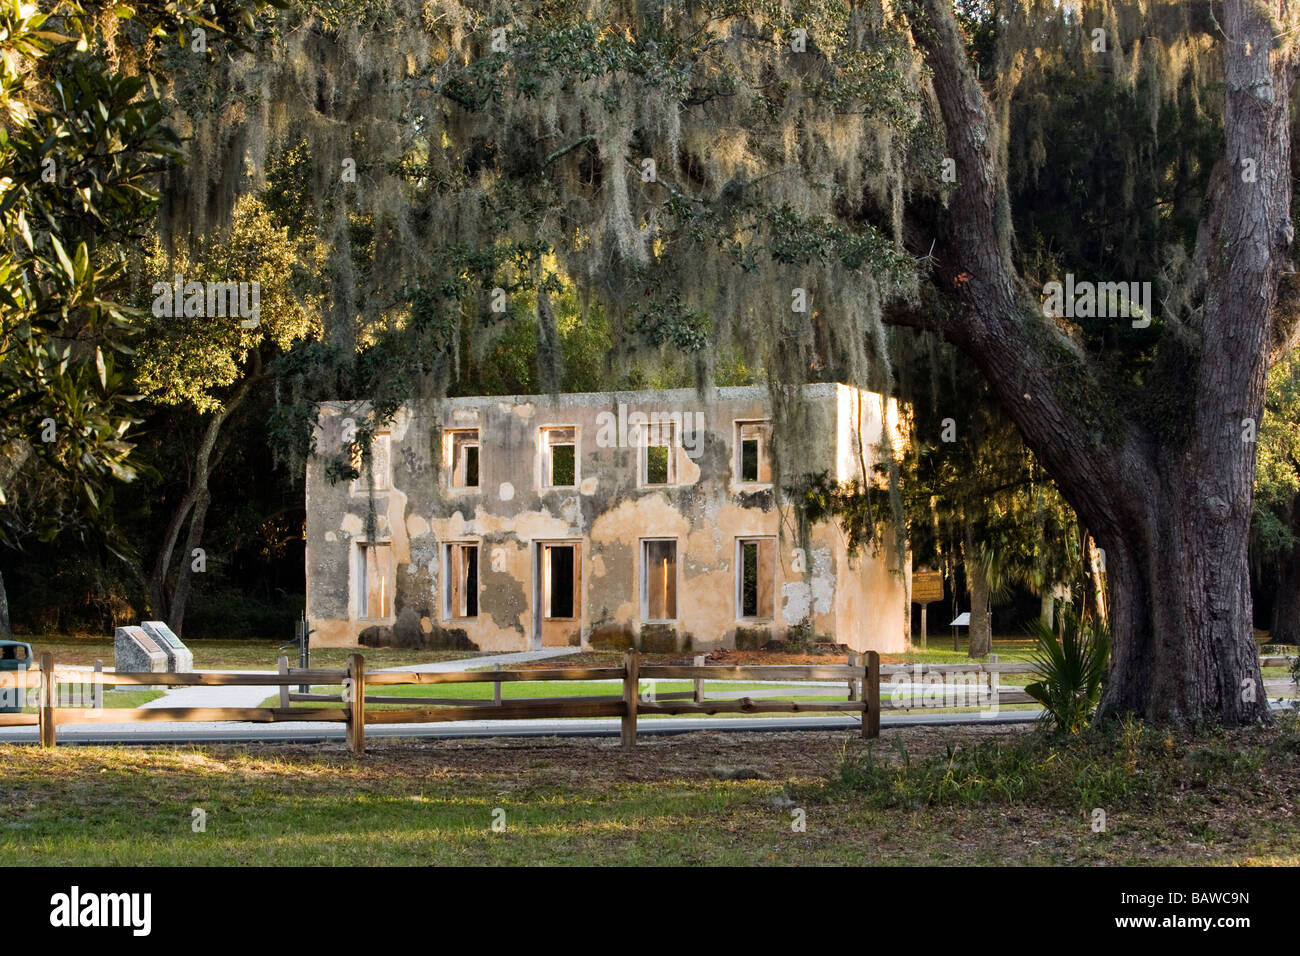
[{"xmin": 0, "ymin": 708, "xmax": 1044, "ymax": 745}]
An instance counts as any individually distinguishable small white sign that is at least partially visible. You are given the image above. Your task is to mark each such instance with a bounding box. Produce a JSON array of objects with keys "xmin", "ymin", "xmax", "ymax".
[{"xmin": 949, "ymin": 612, "xmax": 971, "ymax": 627}]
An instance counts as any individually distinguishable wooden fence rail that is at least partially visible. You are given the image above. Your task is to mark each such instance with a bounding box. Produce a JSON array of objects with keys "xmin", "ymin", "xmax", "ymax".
[
  {"xmin": 10, "ymin": 651, "xmax": 885, "ymax": 754},
  {"xmin": 10, "ymin": 651, "xmax": 1296, "ymax": 754}
]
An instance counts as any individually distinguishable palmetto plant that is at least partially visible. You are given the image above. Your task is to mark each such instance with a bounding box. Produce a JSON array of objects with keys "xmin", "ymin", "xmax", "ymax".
[{"xmin": 1024, "ymin": 607, "xmax": 1111, "ymax": 734}]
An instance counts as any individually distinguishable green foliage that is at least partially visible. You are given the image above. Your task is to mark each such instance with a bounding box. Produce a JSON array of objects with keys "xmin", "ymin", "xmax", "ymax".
[
  {"xmin": 1254, "ymin": 352, "xmax": 1300, "ymax": 558},
  {"xmin": 0, "ymin": 1, "xmax": 151, "ymax": 542},
  {"xmin": 791, "ymin": 470, "xmax": 890, "ymax": 556},
  {"xmin": 3, "ymin": 545, "xmax": 138, "ymax": 633},
  {"xmin": 134, "ymin": 193, "xmax": 322, "ymax": 412},
  {"xmin": 0, "ymin": 0, "xmax": 278, "ymax": 553},
  {"xmin": 159, "ymin": 0, "xmax": 933, "ymax": 473},
  {"xmin": 1024, "ymin": 606, "xmax": 1111, "ymax": 734}
]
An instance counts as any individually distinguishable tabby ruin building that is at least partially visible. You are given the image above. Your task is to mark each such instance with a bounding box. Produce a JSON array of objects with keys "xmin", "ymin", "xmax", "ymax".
[{"xmin": 304, "ymin": 384, "xmax": 909, "ymax": 653}]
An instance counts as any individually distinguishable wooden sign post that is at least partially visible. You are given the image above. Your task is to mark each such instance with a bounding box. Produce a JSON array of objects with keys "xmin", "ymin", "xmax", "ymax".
[{"xmin": 911, "ymin": 570, "xmax": 944, "ymax": 650}]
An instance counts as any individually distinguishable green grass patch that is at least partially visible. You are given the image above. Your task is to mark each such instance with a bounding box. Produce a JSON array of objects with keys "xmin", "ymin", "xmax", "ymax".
[
  {"xmin": 16, "ymin": 687, "xmax": 164, "ymax": 714},
  {"xmin": 100, "ymin": 689, "xmax": 167, "ymax": 708}
]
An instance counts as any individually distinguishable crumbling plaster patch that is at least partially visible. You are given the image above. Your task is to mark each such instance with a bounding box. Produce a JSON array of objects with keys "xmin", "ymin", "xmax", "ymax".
[{"xmin": 781, "ymin": 546, "xmax": 834, "ymax": 622}]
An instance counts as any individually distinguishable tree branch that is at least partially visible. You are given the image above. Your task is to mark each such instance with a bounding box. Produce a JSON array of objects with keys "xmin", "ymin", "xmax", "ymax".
[{"xmin": 542, "ymin": 135, "xmax": 596, "ymax": 167}]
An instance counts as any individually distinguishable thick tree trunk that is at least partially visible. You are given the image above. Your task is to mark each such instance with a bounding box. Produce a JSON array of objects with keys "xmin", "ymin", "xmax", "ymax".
[
  {"xmin": 1099, "ymin": 471, "xmax": 1267, "ymax": 723},
  {"xmin": 904, "ymin": 0, "xmax": 1290, "ymax": 726},
  {"xmin": 1097, "ymin": 0, "xmax": 1289, "ymax": 724}
]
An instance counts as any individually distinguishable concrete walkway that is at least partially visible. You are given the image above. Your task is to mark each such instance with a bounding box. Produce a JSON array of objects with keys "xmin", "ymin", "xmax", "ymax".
[
  {"xmin": 374, "ymin": 647, "xmax": 574, "ymax": 674},
  {"xmin": 135, "ymin": 647, "xmax": 575, "ymax": 711}
]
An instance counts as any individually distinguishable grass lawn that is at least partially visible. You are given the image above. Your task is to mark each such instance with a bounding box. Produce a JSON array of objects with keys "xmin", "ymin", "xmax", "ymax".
[
  {"xmin": 258, "ymin": 680, "xmax": 1045, "ymax": 717},
  {"xmin": 99, "ymin": 689, "xmax": 166, "ymax": 708},
  {"xmin": 13, "ymin": 636, "xmax": 485, "ymax": 672},
  {"xmin": 2, "ymin": 719, "xmax": 1299, "ymax": 865}
]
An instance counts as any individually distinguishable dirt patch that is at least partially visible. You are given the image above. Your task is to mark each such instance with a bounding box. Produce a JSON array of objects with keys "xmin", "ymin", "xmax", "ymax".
[{"xmin": 185, "ymin": 723, "xmax": 1033, "ymax": 789}]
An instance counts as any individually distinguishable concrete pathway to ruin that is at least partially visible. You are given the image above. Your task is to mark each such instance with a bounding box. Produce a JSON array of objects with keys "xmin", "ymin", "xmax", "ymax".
[{"xmin": 373, "ymin": 647, "xmax": 574, "ymax": 674}]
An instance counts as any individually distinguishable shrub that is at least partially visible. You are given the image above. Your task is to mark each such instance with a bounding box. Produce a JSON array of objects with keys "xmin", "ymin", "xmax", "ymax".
[
  {"xmin": 1024, "ymin": 606, "xmax": 1111, "ymax": 734},
  {"xmin": 786, "ymin": 618, "xmax": 814, "ymax": 647}
]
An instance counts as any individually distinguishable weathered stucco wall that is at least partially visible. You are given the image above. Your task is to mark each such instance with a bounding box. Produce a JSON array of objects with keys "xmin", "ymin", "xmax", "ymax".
[{"xmin": 305, "ymin": 385, "xmax": 908, "ymax": 653}]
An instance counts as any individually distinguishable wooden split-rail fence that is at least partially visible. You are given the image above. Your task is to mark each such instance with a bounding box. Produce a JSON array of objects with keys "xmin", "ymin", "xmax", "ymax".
[
  {"xmin": 6, "ymin": 652, "xmax": 1295, "ymax": 755},
  {"xmin": 1, "ymin": 650, "xmax": 883, "ymax": 754}
]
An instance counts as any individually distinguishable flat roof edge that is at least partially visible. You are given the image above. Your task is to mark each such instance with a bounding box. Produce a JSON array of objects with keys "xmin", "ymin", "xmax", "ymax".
[{"xmin": 317, "ymin": 382, "xmax": 884, "ymax": 412}]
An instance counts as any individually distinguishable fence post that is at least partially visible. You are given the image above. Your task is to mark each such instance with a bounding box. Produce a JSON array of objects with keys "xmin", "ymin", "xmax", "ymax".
[
  {"xmin": 692, "ymin": 654, "xmax": 705, "ymax": 703},
  {"xmin": 278, "ymin": 655, "xmax": 290, "ymax": 710},
  {"xmin": 93, "ymin": 659, "xmax": 102, "ymax": 711},
  {"xmin": 862, "ymin": 651, "xmax": 880, "ymax": 739},
  {"xmin": 847, "ymin": 651, "xmax": 859, "ymax": 701},
  {"xmin": 346, "ymin": 653, "xmax": 366, "ymax": 755},
  {"xmin": 987, "ymin": 653, "xmax": 999, "ymax": 709},
  {"xmin": 493, "ymin": 680, "xmax": 502, "ymax": 707},
  {"xmin": 38, "ymin": 651, "xmax": 55, "ymax": 748},
  {"xmin": 621, "ymin": 649, "xmax": 639, "ymax": 750}
]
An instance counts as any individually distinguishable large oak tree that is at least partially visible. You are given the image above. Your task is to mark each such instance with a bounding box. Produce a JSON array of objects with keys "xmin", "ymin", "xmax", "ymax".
[{"xmin": 905, "ymin": 0, "xmax": 1296, "ymax": 724}]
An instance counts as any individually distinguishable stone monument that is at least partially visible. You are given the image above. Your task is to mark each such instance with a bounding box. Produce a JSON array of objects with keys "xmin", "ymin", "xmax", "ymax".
[
  {"xmin": 140, "ymin": 620, "xmax": 194, "ymax": 672},
  {"xmin": 114, "ymin": 626, "xmax": 167, "ymax": 676}
]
